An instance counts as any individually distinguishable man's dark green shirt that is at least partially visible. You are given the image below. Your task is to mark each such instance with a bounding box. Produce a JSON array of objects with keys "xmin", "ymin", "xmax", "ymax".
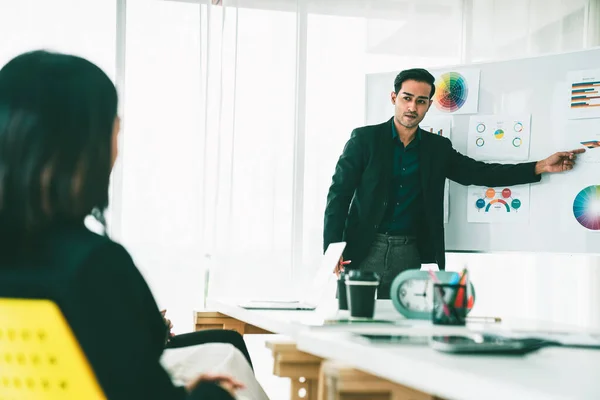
[{"xmin": 378, "ymin": 122, "xmax": 422, "ymax": 235}]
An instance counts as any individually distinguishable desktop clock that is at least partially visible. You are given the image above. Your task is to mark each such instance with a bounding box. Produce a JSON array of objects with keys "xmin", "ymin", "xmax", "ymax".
[{"xmin": 390, "ymin": 270, "xmax": 476, "ymax": 320}]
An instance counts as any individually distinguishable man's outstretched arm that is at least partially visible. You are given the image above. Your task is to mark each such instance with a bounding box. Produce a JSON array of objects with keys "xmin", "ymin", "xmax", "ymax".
[{"xmin": 446, "ymin": 140, "xmax": 584, "ymax": 187}]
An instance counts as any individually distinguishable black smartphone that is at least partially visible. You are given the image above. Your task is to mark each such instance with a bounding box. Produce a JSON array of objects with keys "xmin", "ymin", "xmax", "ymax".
[{"xmin": 429, "ymin": 334, "xmax": 541, "ymax": 355}]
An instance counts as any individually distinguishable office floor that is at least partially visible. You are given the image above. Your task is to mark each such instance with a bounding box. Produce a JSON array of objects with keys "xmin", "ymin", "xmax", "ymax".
[{"xmin": 244, "ymin": 334, "xmax": 291, "ymax": 400}]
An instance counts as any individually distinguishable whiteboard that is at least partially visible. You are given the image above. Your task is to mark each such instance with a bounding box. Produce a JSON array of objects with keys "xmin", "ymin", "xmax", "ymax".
[{"xmin": 365, "ymin": 47, "xmax": 600, "ymax": 254}]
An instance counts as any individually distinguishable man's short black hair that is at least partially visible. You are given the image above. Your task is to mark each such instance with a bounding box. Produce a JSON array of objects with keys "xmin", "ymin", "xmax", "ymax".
[{"xmin": 394, "ymin": 68, "xmax": 436, "ymax": 98}]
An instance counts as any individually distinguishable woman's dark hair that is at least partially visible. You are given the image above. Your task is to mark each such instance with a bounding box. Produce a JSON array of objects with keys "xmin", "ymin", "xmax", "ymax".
[
  {"xmin": 394, "ymin": 68, "xmax": 436, "ymax": 98},
  {"xmin": 0, "ymin": 50, "xmax": 118, "ymax": 238}
]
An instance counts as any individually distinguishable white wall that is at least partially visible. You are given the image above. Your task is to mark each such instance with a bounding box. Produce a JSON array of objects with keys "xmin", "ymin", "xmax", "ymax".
[{"xmin": 446, "ymin": 253, "xmax": 600, "ymax": 329}]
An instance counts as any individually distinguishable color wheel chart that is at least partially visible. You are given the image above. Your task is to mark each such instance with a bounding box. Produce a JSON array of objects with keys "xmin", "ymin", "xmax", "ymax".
[
  {"xmin": 567, "ymin": 69, "xmax": 600, "ymax": 119},
  {"xmin": 573, "ymin": 185, "xmax": 600, "ymax": 231},
  {"xmin": 435, "ymin": 72, "xmax": 468, "ymax": 112},
  {"xmin": 431, "ymin": 69, "xmax": 480, "ymax": 115}
]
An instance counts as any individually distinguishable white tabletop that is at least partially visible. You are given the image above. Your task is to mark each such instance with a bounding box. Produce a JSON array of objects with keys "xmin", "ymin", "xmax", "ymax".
[
  {"xmin": 296, "ymin": 330, "xmax": 600, "ymax": 400},
  {"xmin": 207, "ymin": 298, "xmax": 600, "ymax": 400},
  {"xmin": 207, "ymin": 298, "xmax": 579, "ymax": 337},
  {"xmin": 207, "ymin": 298, "xmax": 464, "ymax": 337},
  {"xmin": 206, "ymin": 298, "xmax": 330, "ymax": 338}
]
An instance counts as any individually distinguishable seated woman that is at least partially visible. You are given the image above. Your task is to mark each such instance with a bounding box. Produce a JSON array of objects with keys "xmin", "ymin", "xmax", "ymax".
[{"xmin": 0, "ymin": 50, "xmax": 265, "ymax": 400}]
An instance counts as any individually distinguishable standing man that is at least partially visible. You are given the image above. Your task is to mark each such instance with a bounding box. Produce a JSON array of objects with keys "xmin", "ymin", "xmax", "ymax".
[{"xmin": 324, "ymin": 68, "xmax": 584, "ymax": 299}]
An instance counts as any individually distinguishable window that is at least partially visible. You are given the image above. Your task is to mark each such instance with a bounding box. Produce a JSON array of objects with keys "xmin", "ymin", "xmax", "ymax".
[
  {"xmin": 119, "ymin": 0, "xmax": 204, "ymax": 330},
  {"xmin": 0, "ymin": 0, "xmax": 116, "ymax": 78}
]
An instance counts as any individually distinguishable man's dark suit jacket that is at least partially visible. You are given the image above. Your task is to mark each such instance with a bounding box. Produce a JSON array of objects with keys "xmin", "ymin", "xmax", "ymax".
[
  {"xmin": 324, "ymin": 117, "xmax": 541, "ymax": 270},
  {"xmin": 0, "ymin": 222, "xmax": 233, "ymax": 400}
]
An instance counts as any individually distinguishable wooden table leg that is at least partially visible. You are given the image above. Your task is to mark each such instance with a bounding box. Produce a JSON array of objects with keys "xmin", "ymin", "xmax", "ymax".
[
  {"xmin": 320, "ymin": 361, "xmax": 443, "ymax": 400},
  {"xmin": 266, "ymin": 341, "xmax": 322, "ymax": 400},
  {"xmin": 290, "ymin": 377, "xmax": 319, "ymax": 400},
  {"xmin": 194, "ymin": 312, "xmax": 272, "ymax": 335}
]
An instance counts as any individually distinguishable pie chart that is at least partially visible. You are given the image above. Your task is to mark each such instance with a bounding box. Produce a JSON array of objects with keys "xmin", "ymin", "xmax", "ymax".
[
  {"xmin": 494, "ymin": 129, "xmax": 505, "ymax": 139},
  {"xmin": 434, "ymin": 72, "xmax": 468, "ymax": 113},
  {"xmin": 573, "ymin": 185, "xmax": 600, "ymax": 231}
]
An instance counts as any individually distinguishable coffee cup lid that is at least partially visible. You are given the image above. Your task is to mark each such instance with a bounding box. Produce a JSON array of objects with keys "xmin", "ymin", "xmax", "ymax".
[{"xmin": 344, "ymin": 270, "xmax": 379, "ymax": 282}]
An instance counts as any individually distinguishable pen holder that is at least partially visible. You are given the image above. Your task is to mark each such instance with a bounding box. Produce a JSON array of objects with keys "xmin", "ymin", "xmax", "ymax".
[{"xmin": 432, "ymin": 283, "xmax": 468, "ymax": 326}]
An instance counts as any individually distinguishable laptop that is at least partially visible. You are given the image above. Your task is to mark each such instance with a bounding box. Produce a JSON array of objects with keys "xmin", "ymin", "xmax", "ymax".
[{"xmin": 238, "ymin": 242, "xmax": 346, "ymax": 310}]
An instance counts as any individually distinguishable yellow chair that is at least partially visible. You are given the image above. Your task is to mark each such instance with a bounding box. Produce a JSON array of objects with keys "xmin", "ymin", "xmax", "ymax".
[{"xmin": 0, "ymin": 298, "xmax": 105, "ymax": 400}]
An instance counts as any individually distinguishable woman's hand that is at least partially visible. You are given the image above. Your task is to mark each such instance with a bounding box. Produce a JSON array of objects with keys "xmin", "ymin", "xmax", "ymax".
[
  {"xmin": 185, "ymin": 372, "xmax": 246, "ymax": 396},
  {"xmin": 160, "ymin": 309, "xmax": 175, "ymax": 338}
]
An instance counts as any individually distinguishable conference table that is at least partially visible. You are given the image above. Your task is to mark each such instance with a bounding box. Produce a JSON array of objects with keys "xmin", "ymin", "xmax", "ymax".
[{"xmin": 195, "ymin": 299, "xmax": 600, "ymax": 400}]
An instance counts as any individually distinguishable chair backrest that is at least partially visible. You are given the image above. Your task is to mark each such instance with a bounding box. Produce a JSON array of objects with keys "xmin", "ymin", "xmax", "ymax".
[{"xmin": 0, "ymin": 298, "xmax": 105, "ymax": 400}]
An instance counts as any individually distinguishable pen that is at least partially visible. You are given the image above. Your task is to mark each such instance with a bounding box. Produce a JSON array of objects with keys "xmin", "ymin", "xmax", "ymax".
[
  {"xmin": 465, "ymin": 316, "xmax": 502, "ymax": 323},
  {"xmin": 427, "ymin": 268, "xmax": 440, "ymax": 284},
  {"xmin": 427, "ymin": 269, "xmax": 450, "ymax": 317}
]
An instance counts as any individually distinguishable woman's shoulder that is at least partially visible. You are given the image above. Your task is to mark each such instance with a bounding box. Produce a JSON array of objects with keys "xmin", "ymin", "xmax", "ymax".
[
  {"xmin": 42, "ymin": 222, "xmax": 132, "ymax": 272},
  {"xmin": 46, "ymin": 223, "xmax": 152, "ymax": 301}
]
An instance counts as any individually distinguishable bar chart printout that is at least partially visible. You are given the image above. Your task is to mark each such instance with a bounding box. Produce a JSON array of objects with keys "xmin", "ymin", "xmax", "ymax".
[{"xmin": 568, "ymin": 69, "xmax": 600, "ymax": 120}]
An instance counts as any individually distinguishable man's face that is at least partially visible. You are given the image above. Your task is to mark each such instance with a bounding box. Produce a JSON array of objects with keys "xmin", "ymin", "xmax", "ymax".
[{"xmin": 390, "ymin": 79, "xmax": 433, "ymax": 129}]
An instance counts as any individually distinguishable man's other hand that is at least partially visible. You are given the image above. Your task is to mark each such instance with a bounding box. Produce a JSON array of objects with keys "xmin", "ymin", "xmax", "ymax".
[
  {"xmin": 334, "ymin": 257, "xmax": 351, "ymax": 277},
  {"xmin": 535, "ymin": 148, "xmax": 585, "ymax": 174}
]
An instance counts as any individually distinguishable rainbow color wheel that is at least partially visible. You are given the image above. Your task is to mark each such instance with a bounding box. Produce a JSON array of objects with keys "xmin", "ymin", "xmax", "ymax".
[
  {"xmin": 573, "ymin": 185, "xmax": 600, "ymax": 231},
  {"xmin": 434, "ymin": 72, "xmax": 469, "ymax": 113}
]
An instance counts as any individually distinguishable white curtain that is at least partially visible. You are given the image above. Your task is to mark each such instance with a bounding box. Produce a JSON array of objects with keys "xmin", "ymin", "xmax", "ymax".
[
  {"xmin": 204, "ymin": 4, "xmax": 299, "ymax": 299},
  {"xmin": 110, "ymin": 0, "xmax": 208, "ymax": 331}
]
